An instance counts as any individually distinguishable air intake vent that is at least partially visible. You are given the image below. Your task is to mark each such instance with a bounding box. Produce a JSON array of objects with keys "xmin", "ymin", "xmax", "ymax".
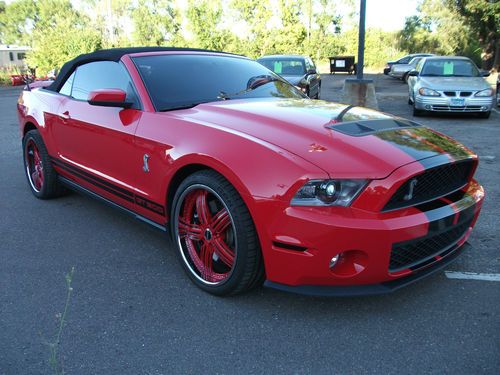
[{"xmin": 329, "ymin": 119, "xmax": 421, "ymax": 137}]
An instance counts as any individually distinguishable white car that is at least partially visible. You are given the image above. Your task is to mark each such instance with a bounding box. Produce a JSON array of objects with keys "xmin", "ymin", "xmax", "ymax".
[{"xmin": 408, "ymin": 56, "xmax": 494, "ymax": 118}]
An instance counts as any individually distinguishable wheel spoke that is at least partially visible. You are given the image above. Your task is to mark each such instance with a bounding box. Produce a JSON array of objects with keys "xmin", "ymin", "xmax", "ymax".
[
  {"xmin": 178, "ymin": 217, "xmax": 203, "ymax": 241},
  {"xmin": 211, "ymin": 208, "xmax": 230, "ymax": 234},
  {"xmin": 31, "ymin": 170, "xmax": 41, "ymax": 189},
  {"xmin": 195, "ymin": 190, "xmax": 212, "ymax": 225},
  {"xmin": 199, "ymin": 242, "xmax": 215, "ymax": 281},
  {"xmin": 213, "ymin": 237, "xmax": 235, "ymax": 268}
]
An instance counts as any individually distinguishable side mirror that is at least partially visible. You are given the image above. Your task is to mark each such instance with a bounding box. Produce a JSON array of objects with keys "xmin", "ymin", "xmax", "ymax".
[
  {"xmin": 480, "ymin": 70, "xmax": 490, "ymax": 77},
  {"xmin": 408, "ymin": 70, "xmax": 419, "ymax": 77},
  {"xmin": 88, "ymin": 89, "xmax": 132, "ymax": 108}
]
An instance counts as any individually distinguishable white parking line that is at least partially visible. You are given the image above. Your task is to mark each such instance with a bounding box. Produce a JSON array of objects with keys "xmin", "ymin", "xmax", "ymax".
[{"xmin": 445, "ymin": 271, "xmax": 500, "ymax": 282}]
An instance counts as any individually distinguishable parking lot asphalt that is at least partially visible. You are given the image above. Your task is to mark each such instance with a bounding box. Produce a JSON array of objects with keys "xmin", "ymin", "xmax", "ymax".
[{"xmin": 1, "ymin": 77, "xmax": 499, "ymax": 375}]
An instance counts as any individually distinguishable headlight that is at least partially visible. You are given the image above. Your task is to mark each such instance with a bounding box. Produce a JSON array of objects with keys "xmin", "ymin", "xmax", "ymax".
[
  {"xmin": 475, "ymin": 89, "xmax": 493, "ymax": 97},
  {"xmin": 291, "ymin": 179, "xmax": 368, "ymax": 207},
  {"xmin": 418, "ymin": 87, "xmax": 441, "ymax": 96}
]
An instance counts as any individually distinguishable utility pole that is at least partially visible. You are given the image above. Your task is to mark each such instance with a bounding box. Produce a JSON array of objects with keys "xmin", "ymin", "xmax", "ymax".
[
  {"xmin": 356, "ymin": 0, "xmax": 366, "ymax": 80},
  {"xmin": 342, "ymin": 0, "xmax": 378, "ymax": 109}
]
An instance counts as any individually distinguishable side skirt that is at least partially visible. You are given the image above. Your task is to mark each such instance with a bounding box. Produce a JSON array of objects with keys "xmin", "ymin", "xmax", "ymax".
[{"xmin": 59, "ymin": 176, "xmax": 167, "ymax": 232}]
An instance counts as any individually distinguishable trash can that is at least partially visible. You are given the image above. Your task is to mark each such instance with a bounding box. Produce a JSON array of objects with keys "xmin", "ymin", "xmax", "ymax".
[{"xmin": 329, "ymin": 56, "xmax": 356, "ymax": 75}]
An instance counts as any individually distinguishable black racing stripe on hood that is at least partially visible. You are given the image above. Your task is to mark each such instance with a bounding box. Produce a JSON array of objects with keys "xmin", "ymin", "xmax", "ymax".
[{"xmin": 374, "ymin": 127, "xmax": 474, "ymax": 162}]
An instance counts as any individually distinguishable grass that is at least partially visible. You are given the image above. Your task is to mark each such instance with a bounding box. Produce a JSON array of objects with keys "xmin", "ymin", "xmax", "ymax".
[{"xmin": 48, "ymin": 267, "xmax": 75, "ymax": 375}]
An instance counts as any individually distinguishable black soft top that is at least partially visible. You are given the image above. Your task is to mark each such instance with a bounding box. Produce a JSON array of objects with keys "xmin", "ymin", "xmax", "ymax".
[{"xmin": 46, "ymin": 47, "xmax": 237, "ymax": 92}]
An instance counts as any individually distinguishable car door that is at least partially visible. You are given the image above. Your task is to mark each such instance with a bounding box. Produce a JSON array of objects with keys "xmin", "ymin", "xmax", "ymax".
[{"xmin": 51, "ymin": 61, "xmax": 144, "ymax": 212}]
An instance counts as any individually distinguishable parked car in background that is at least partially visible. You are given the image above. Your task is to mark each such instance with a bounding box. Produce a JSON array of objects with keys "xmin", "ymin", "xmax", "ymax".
[
  {"xmin": 257, "ymin": 55, "xmax": 321, "ymax": 99},
  {"xmin": 408, "ymin": 56, "xmax": 493, "ymax": 118},
  {"xmin": 497, "ymin": 75, "xmax": 500, "ymax": 107},
  {"xmin": 17, "ymin": 48, "xmax": 485, "ymax": 296},
  {"xmin": 389, "ymin": 56, "xmax": 426, "ymax": 82},
  {"xmin": 384, "ymin": 53, "xmax": 434, "ymax": 75}
]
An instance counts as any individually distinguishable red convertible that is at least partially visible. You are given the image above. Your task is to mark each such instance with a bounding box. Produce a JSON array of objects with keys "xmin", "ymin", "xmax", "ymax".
[{"xmin": 17, "ymin": 48, "xmax": 484, "ymax": 296}]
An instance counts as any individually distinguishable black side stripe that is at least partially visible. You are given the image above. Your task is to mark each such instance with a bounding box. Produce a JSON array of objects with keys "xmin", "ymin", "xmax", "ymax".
[{"xmin": 50, "ymin": 156, "xmax": 165, "ymax": 216}]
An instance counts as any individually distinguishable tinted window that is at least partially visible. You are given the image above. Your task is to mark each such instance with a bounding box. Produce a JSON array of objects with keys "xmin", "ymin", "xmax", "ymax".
[
  {"xmin": 71, "ymin": 61, "xmax": 139, "ymax": 106},
  {"xmin": 59, "ymin": 71, "xmax": 75, "ymax": 96},
  {"xmin": 258, "ymin": 58, "xmax": 306, "ymax": 76},
  {"xmin": 134, "ymin": 54, "xmax": 304, "ymax": 111},
  {"xmin": 17, "ymin": 52, "xmax": 26, "ymax": 60},
  {"xmin": 421, "ymin": 59, "xmax": 479, "ymax": 77},
  {"xmin": 399, "ymin": 56, "xmax": 411, "ymax": 64}
]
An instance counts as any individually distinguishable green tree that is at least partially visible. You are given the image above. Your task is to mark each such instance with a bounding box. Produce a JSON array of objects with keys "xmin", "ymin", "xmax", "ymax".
[
  {"xmin": 451, "ymin": 0, "xmax": 499, "ymax": 70},
  {"xmin": 131, "ymin": 0, "xmax": 182, "ymax": 46},
  {"xmin": 26, "ymin": 0, "xmax": 102, "ymax": 75},
  {"xmin": 0, "ymin": 0, "xmax": 37, "ymax": 45},
  {"xmin": 186, "ymin": 0, "xmax": 235, "ymax": 51},
  {"xmin": 231, "ymin": 0, "xmax": 273, "ymax": 57}
]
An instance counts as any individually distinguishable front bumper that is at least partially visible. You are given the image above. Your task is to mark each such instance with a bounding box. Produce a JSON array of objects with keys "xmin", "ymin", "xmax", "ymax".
[
  {"xmin": 415, "ymin": 94, "xmax": 493, "ymax": 112},
  {"xmin": 256, "ymin": 180, "xmax": 484, "ymax": 293}
]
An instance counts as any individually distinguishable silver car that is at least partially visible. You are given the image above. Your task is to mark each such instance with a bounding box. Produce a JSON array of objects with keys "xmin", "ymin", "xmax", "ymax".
[
  {"xmin": 389, "ymin": 56, "xmax": 426, "ymax": 82},
  {"xmin": 408, "ymin": 56, "xmax": 493, "ymax": 118}
]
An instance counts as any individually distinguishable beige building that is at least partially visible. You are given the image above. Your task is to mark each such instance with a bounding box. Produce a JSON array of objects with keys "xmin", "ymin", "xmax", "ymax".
[{"xmin": 0, "ymin": 45, "xmax": 30, "ymax": 68}]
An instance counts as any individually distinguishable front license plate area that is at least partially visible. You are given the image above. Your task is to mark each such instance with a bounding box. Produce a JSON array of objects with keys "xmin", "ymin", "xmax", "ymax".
[{"xmin": 450, "ymin": 98, "xmax": 465, "ymax": 106}]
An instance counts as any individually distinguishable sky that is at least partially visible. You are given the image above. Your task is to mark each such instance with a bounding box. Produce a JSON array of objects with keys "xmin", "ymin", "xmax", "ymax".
[{"xmin": 365, "ymin": 0, "xmax": 419, "ymax": 31}]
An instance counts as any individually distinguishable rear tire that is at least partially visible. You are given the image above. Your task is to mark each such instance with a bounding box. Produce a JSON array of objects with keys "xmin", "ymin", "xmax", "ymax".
[
  {"xmin": 22, "ymin": 129, "xmax": 65, "ymax": 199},
  {"xmin": 171, "ymin": 170, "xmax": 263, "ymax": 296}
]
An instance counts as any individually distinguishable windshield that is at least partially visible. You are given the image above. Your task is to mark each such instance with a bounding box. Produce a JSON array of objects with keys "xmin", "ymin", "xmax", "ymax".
[
  {"xmin": 258, "ymin": 58, "xmax": 306, "ymax": 76},
  {"xmin": 420, "ymin": 59, "xmax": 479, "ymax": 77},
  {"xmin": 133, "ymin": 54, "xmax": 304, "ymax": 111}
]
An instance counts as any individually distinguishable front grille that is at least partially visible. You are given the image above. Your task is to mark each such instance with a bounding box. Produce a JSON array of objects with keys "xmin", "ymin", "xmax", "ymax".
[
  {"xmin": 460, "ymin": 91, "xmax": 472, "ymax": 97},
  {"xmin": 430, "ymin": 105, "xmax": 482, "ymax": 112},
  {"xmin": 443, "ymin": 91, "xmax": 456, "ymax": 97},
  {"xmin": 383, "ymin": 160, "xmax": 474, "ymax": 211},
  {"xmin": 389, "ymin": 218, "xmax": 473, "ymax": 272}
]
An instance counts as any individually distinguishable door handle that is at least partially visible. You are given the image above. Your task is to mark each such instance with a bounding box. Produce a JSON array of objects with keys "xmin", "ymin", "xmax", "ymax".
[{"xmin": 58, "ymin": 111, "xmax": 71, "ymax": 120}]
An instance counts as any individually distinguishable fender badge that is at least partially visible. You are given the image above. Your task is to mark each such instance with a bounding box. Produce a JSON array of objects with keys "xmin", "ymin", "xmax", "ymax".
[{"xmin": 143, "ymin": 154, "xmax": 150, "ymax": 173}]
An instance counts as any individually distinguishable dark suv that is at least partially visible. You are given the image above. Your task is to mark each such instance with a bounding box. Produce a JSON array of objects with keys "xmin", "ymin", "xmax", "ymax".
[{"xmin": 257, "ymin": 55, "xmax": 321, "ymax": 99}]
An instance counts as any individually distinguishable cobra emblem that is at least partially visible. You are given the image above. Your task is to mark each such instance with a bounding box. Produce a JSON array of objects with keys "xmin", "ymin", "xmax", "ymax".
[
  {"xmin": 143, "ymin": 154, "xmax": 150, "ymax": 173},
  {"xmin": 404, "ymin": 178, "xmax": 418, "ymax": 201}
]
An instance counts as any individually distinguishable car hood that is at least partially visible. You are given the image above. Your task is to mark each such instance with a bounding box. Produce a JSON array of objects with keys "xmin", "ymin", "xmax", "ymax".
[
  {"xmin": 280, "ymin": 75, "xmax": 304, "ymax": 85},
  {"xmin": 175, "ymin": 98, "xmax": 473, "ymax": 179},
  {"xmin": 418, "ymin": 76, "xmax": 490, "ymax": 91}
]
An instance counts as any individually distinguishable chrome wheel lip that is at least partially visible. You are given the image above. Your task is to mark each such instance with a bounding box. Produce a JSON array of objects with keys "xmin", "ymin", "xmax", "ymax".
[
  {"xmin": 25, "ymin": 139, "xmax": 43, "ymax": 193},
  {"xmin": 173, "ymin": 183, "xmax": 237, "ymax": 287}
]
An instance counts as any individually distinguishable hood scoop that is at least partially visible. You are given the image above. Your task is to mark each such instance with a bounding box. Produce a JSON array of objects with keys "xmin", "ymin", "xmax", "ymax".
[{"xmin": 328, "ymin": 118, "xmax": 421, "ymax": 137}]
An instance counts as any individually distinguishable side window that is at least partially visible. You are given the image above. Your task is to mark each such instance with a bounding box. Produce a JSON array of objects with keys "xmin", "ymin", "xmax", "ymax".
[
  {"xmin": 304, "ymin": 58, "xmax": 312, "ymax": 72},
  {"xmin": 399, "ymin": 57, "xmax": 410, "ymax": 64},
  {"xmin": 9, "ymin": 52, "xmax": 14, "ymax": 61},
  {"xmin": 71, "ymin": 61, "xmax": 139, "ymax": 108},
  {"xmin": 59, "ymin": 71, "xmax": 75, "ymax": 96}
]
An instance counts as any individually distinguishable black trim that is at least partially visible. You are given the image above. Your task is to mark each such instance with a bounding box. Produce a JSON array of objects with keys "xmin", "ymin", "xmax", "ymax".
[
  {"xmin": 47, "ymin": 47, "xmax": 242, "ymax": 93},
  {"xmin": 264, "ymin": 242, "xmax": 468, "ymax": 297},
  {"xmin": 50, "ymin": 156, "xmax": 165, "ymax": 216},
  {"xmin": 272, "ymin": 241, "xmax": 308, "ymax": 252},
  {"xmin": 59, "ymin": 176, "xmax": 166, "ymax": 231}
]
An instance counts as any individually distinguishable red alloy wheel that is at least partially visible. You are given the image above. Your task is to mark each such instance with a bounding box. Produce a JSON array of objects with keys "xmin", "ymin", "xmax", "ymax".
[
  {"xmin": 175, "ymin": 185, "xmax": 236, "ymax": 285},
  {"xmin": 25, "ymin": 139, "xmax": 44, "ymax": 192}
]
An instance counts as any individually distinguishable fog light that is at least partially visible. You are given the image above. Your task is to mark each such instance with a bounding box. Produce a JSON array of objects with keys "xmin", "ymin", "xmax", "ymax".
[
  {"xmin": 425, "ymin": 105, "xmax": 431, "ymax": 109},
  {"xmin": 329, "ymin": 255, "xmax": 340, "ymax": 269}
]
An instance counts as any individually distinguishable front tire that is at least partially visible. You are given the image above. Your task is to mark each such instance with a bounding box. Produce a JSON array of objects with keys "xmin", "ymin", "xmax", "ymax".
[
  {"xmin": 171, "ymin": 170, "xmax": 263, "ymax": 295},
  {"xmin": 23, "ymin": 129, "xmax": 65, "ymax": 199},
  {"xmin": 478, "ymin": 111, "xmax": 491, "ymax": 119}
]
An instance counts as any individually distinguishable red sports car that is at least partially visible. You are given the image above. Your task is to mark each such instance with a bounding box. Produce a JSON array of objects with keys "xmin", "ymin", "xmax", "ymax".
[{"xmin": 17, "ymin": 48, "xmax": 484, "ymax": 296}]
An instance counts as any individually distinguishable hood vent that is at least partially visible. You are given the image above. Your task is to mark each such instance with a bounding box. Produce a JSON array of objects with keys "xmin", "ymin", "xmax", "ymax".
[{"xmin": 328, "ymin": 119, "xmax": 421, "ymax": 137}]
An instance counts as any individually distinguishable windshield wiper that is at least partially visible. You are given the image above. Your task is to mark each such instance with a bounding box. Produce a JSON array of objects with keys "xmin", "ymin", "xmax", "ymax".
[
  {"xmin": 159, "ymin": 102, "xmax": 206, "ymax": 112},
  {"xmin": 218, "ymin": 75, "xmax": 282, "ymax": 100}
]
